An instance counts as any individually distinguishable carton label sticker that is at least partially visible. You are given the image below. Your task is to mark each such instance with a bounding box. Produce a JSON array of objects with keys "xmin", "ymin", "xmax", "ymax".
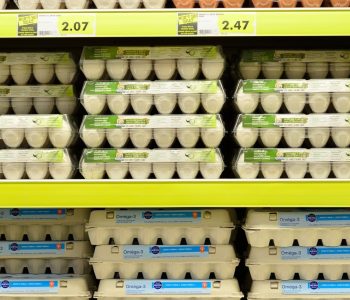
[
  {"xmin": 0, "ymin": 209, "xmax": 66, "ymax": 220},
  {"xmin": 0, "ymin": 279, "xmax": 59, "ymax": 294},
  {"xmin": 0, "ymin": 242, "xmax": 66, "ymax": 256},
  {"xmin": 116, "ymin": 211, "xmax": 201, "ymax": 224},
  {"xmin": 282, "ymin": 280, "xmax": 350, "ymax": 294},
  {"xmin": 281, "ymin": 246, "xmax": 350, "ymax": 260}
]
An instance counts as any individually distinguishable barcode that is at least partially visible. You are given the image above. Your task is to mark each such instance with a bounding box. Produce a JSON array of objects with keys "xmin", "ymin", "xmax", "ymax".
[
  {"xmin": 199, "ymin": 30, "xmax": 213, "ymax": 35},
  {"xmin": 38, "ymin": 31, "xmax": 55, "ymax": 36}
]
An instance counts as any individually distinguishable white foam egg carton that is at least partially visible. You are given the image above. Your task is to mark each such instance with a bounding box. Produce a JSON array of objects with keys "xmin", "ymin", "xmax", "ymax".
[
  {"xmin": 239, "ymin": 50, "xmax": 350, "ymax": 79},
  {"xmin": 81, "ymin": 80, "xmax": 225, "ymax": 115},
  {"xmin": 80, "ymin": 46, "xmax": 225, "ymax": 81},
  {"xmin": 79, "ymin": 148, "xmax": 224, "ymax": 179},
  {"xmin": 234, "ymin": 148, "xmax": 350, "ymax": 179},
  {"xmin": 91, "ymin": 244, "xmax": 238, "ymax": 279},
  {"xmin": 244, "ymin": 209, "xmax": 350, "ymax": 247},
  {"xmin": 235, "ymin": 79, "xmax": 350, "ymax": 114},
  {"xmin": 0, "ymin": 115, "xmax": 77, "ymax": 149},
  {"xmin": 80, "ymin": 114, "xmax": 225, "ymax": 149},
  {"xmin": 94, "ymin": 279, "xmax": 243, "ymax": 299},
  {"xmin": 234, "ymin": 114, "xmax": 350, "ymax": 148},
  {"xmin": 247, "ymin": 246, "xmax": 350, "ymax": 280},
  {"xmin": 87, "ymin": 209, "xmax": 235, "ymax": 245}
]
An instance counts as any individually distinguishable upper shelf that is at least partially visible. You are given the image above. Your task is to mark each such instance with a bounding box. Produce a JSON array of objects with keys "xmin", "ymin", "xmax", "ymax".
[{"xmin": 2, "ymin": 9, "xmax": 350, "ymax": 38}]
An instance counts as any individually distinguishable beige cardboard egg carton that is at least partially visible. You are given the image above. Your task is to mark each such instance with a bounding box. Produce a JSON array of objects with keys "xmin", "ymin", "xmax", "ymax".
[
  {"xmin": 94, "ymin": 279, "xmax": 243, "ymax": 299},
  {"xmin": 244, "ymin": 209, "xmax": 350, "ymax": 247},
  {"xmin": 91, "ymin": 244, "xmax": 238, "ymax": 279},
  {"xmin": 87, "ymin": 209, "xmax": 235, "ymax": 245}
]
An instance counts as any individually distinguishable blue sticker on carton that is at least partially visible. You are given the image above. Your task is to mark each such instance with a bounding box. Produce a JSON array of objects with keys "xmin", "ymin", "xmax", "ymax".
[
  {"xmin": 281, "ymin": 246, "xmax": 350, "ymax": 260},
  {"xmin": 0, "ymin": 279, "xmax": 59, "ymax": 294},
  {"xmin": 0, "ymin": 209, "xmax": 66, "ymax": 220},
  {"xmin": 282, "ymin": 280, "xmax": 350, "ymax": 294}
]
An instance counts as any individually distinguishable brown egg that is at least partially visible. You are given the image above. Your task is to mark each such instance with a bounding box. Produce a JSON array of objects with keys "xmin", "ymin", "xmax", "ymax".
[
  {"xmin": 173, "ymin": 0, "xmax": 196, "ymax": 7},
  {"xmin": 301, "ymin": 0, "xmax": 322, "ymax": 6},
  {"xmin": 278, "ymin": 0, "xmax": 297, "ymax": 6},
  {"xmin": 199, "ymin": 0, "xmax": 219, "ymax": 7},
  {"xmin": 251, "ymin": 0, "xmax": 273, "ymax": 7},
  {"xmin": 330, "ymin": 0, "xmax": 350, "ymax": 6},
  {"xmin": 223, "ymin": 0, "xmax": 245, "ymax": 7}
]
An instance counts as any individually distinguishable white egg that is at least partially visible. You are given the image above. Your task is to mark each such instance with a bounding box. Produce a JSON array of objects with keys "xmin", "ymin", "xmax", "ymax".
[
  {"xmin": 177, "ymin": 128, "xmax": 200, "ymax": 148},
  {"xmin": 83, "ymin": 95, "xmax": 106, "ymax": 115},
  {"xmin": 154, "ymin": 94, "xmax": 177, "ymax": 114},
  {"xmin": 307, "ymin": 62, "xmax": 329, "ymax": 79},
  {"xmin": 143, "ymin": 0, "xmax": 167, "ymax": 8},
  {"xmin": 284, "ymin": 128, "xmax": 306, "ymax": 147},
  {"xmin": 309, "ymin": 162, "xmax": 331, "ymax": 179},
  {"xmin": 285, "ymin": 62, "xmax": 306, "ymax": 79},
  {"xmin": 11, "ymin": 97, "xmax": 33, "ymax": 114},
  {"xmin": 153, "ymin": 163, "xmax": 176, "ymax": 179},
  {"xmin": 82, "ymin": 60, "xmax": 105, "ymax": 80},
  {"xmin": 154, "ymin": 60, "xmax": 176, "ymax": 80},
  {"xmin": 81, "ymin": 128, "xmax": 105, "ymax": 148},
  {"xmin": 202, "ymin": 58, "xmax": 225, "ymax": 80},
  {"xmin": 0, "ymin": 65, "xmax": 10, "ymax": 84},
  {"xmin": 25, "ymin": 128, "xmax": 48, "ymax": 148},
  {"xmin": 1, "ymin": 128, "xmax": 24, "ymax": 148},
  {"xmin": 93, "ymin": 0, "xmax": 118, "ymax": 8},
  {"xmin": 331, "ymin": 128, "xmax": 350, "ymax": 147},
  {"xmin": 260, "ymin": 128, "xmax": 283, "ymax": 147},
  {"xmin": 177, "ymin": 59, "xmax": 200, "ymax": 80},
  {"xmin": 129, "ymin": 128, "xmax": 152, "ymax": 148},
  {"xmin": 239, "ymin": 62, "xmax": 261, "ymax": 79},
  {"xmin": 10, "ymin": 65, "xmax": 32, "ymax": 85},
  {"xmin": 200, "ymin": 162, "xmax": 224, "ymax": 179},
  {"xmin": 236, "ymin": 91, "xmax": 259, "ymax": 113},
  {"xmin": 201, "ymin": 89, "xmax": 225, "ymax": 114},
  {"xmin": 262, "ymin": 62, "xmax": 284, "ymax": 79},
  {"xmin": 261, "ymin": 163, "xmax": 284, "ymax": 179},
  {"xmin": 284, "ymin": 93, "xmax": 306, "ymax": 113},
  {"xmin": 106, "ymin": 129, "xmax": 129, "ymax": 147},
  {"xmin": 332, "ymin": 93, "xmax": 350, "ymax": 113},
  {"xmin": 2, "ymin": 162, "xmax": 25, "ymax": 180},
  {"xmin": 33, "ymin": 97, "xmax": 55, "ymax": 114},
  {"xmin": 330, "ymin": 62, "xmax": 350, "ymax": 78},
  {"xmin": 308, "ymin": 128, "xmax": 330, "ymax": 147},
  {"xmin": 33, "ymin": 64, "xmax": 55, "ymax": 84},
  {"xmin": 130, "ymin": 60, "xmax": 152, "ymax": 80},
  {"xmin": 80, "ymin": 162, "xmax": 105, "ymax": 180},
  {"xmin": 55, "ymin": 62, "xmax": 77, "ymax": 84},
  {"xmin": 0, "ymin": 97, "xmax": 10, "ymax": 114},
  {"xmin": 17, "ymin": 0, "xmax": 40, "ymax": 9},
  {"xmin": 106, "ymin": 163, "xmax": 129, "ymax": 179},
  {"xmin": 55, "ymin": 97, "xmax": 77, "ymax": 114},
  {"xmin": 234, "ymin": 122, "xmax": 259, "ymax": 147},
  {"xmin": 333, "ymin": 163, "xmax": 350, "ymax": 179},
  {"xmin": 107, "ymin": 94, "xmax": 130, "ymax": 114},
  {"xmin": 177, "ymin": 162, "xmax": 199, "ymax": 179},
  {"xmin": 178, "ymin": 93, "xmax": 200, "ymax": 114},
  {"xmin": 285, "ymin": 162, "xmax": 308, "ymax": 179},
  {"xmin": 65, "ymin": 0, "xmax": 89, "ymax": 9},
  {"xmin": 235, "ymin": 153, "xmax": 259, "ymax": 179},
  {"xmin": 26, "ymin": 163, "xmax": 49, "ymax": 180},
  {"xmin": 49, "ymin": 163, "xmax": 74, "ymax": 180},
  {"xmin": 154, "ymin": 128, "xmax": 176, "ymax": 148},
  {"xmin": 41, "ymin": 0, "xmax": 61, "ymax": 7},
  {"xmin": 129, "ymin": 162, "xmax": 151, "ymax": 179},
  {"xmin": 130, "ymin": 94, "xmax": 153, "ymax": 114},
  {"xmin": 106, "ymin": 59, "xmax": 129, "ymax": 80},
  {"xmin": 309, "ymin": 93, "xmax": 330, "ymax": 113},
  {"xmin": 201, "ymin": 120, "xmax": 225, "ymax": 147},
  {"xmin": 48, "ymin": 119, "xmax": 74, "ymax": 148},
  {"xmin": 119, "ymin": 0, "xmax": 141, "ymax": 8},
  {"xmin": 261, "ymin": 93, "xmax": 283, "ymax": 113}
]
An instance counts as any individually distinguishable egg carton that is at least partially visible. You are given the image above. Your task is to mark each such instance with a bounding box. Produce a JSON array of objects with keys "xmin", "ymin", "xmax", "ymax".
[
  {"xmin": 247, "ymin": 246, "xmax": 350, "ymax": 280},
  {"xmin": 94, "ymin": 279, "xmax": 243, "ymax": 299},
  {"xmin": 80, "ymin": 46, "xmax": 225, "ymax": 81},
  {"xmin": 80, "ymin": 148, "xmax": 224, "ymax": 179},
  {"xmin": 93, "ymin": 0, "xmax": 167, "ymax": 8},
  {"xmin": 91, "ymin": 244, "xmax": 238, "ymax": 279},
  {"xmin": 234, "ymin": 79, "xmax": 350, "ymax": 114},
  {"xmin": 87, "ymin": 209, "xmax": 235, "ymax": 245},
  {"xmin": 234, "ymin": 114, "xmax": 350, "ymax": 148},
  {"xmin": 81, "ymin": 80, "xmax": 225, "ymax": 115},
  {"xmin": 0, "ymin": 115, "xmax": 78, "ymax": 149},
  {"xmin": 244, "ymin": 209, "xmax": 350, "ymax": 247},
  {"xmin": 249, "ymin": 280, "xmax": 350, "ymax": 299},
  {"xmin": 172, "ymin": 0, "xmax": 245, "ymax": 7},
  {"xmin": 80, "ymin": 114, "xmax": 225, "ymax": 149},
  {"xmin": 0, "ymin": 0, "xmax": 6, "ymax": 9},
  {"xmin": 239, "ymin": 50, "xmax": 350, "ymax": 80},
  {"xmin": 250, "ymin": 0, "xmax": 350, "ymax": 7}
]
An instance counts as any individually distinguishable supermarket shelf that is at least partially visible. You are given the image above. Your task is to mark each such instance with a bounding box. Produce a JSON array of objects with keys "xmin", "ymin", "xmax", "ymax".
[
  {"xmin": 3, "ymin": 8, "xmax": 350, "ymax": 38},
  {"xmin": 1, "ymin": 180, "xmax": 349, "ymax": 207}
]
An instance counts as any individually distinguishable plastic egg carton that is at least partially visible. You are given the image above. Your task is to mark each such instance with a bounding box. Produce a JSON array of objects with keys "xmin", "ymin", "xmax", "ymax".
[
  {"xmin": 172, "ymin": 0, "xmax": 245, "ymax": 7},
  {"xmin": 243, "ymin": 209, "xmax": 350, "ymax": 247},
  {"xmin": 235, "ymin": 79, "xmax": 350, "ymax": 114},
  {"xmin": 239, "ymin": 50, "xmax": 350, "ymax": 79},
  {"xmin": 81, "ymin": 80, "xmax": 225, "ymax": 115},
  {"xmin": 234, "ymin": 114, "xmax": 350, "ymax": 148},
  {"xmin": 80, "ymin": 148, "xmax": 224, "ymax": 179},
  {"xmin": 87, "ymin": 209, "xmax": 235, "ymax": 245},
  {"xmin": 247, "ymin": 246, "xmax": 350, "ymax": 280},
  {"xmin": 0, "ymin": 115, "xmax": 78, "ymax": 149},
  {"xmin": 94, "ymin": 279, "xmax": 243, "ymax": 299},
  {"xmin": 91, "ymin": 244, "xmax": 238, "ymax": 279},
  {"xmin": 81, "ymin": 46, "xmax": 225, "ymax": 81},
  {"xmin": 80, "ymin": 114, "xmax": 225, "ymax": 149}
]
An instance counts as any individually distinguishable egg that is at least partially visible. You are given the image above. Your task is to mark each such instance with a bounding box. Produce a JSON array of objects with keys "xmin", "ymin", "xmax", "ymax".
[
  {"xmin": 33, "ymin": 64, "xmax": 55, "ymax": 84},
  {"xmin": 154, "ymin": 128, "xmax": 176, "ymax": 148},
  {"xmin": 235, "ymin": 153, "xmax": 260, "ymax": 179},
  {"xmin": 83, "ymin": 95, "xmax": 107, "ymax": 115},
  {"xmin": 93, "ymin": 0, "xmax": 118, "ymax": 8},
  {"xmin": 330, "ymin": 62, "xmax": 350, "ymax": 78},
  {"xmin": 261, "ymin": 93, "xmax": 283, "ymax": 113},
  {"xmin": 82, "ymin": 60, "xmax": 105, "ymax": 80},
  {"xmin": 55, "ymin": 62, "xmax": 77, "ymax": 84},
  {"xmin": 239, "ymin": 62, "xmax": 261, "ymax": 79},
  {"xmin": 285, "ymin": 162, "xmax": 308, "ymax": 179},
  {"xmin": 177, "ymin": 162, "xmax": 199, "ymax": 179},
  {"xmin": 130, "ymin": 94, "xmax": 153, "ymax": 114},
  {"xmin": 177, "ymin": 59, "xmax": 200, "ymax": 80},
  {"xmin": 284, "ymin": 128, "xmax": 306, "ymax": 147},
  {"xmin": 0, "ymin": 97, "xmax": 10, "ymax": 114},
  {"xmin": 48, "ymin": 119, "xmax": 74, "ymax": 148},
  {"xmin": 301, "ymin": 0, "xmax": 323, "ymax": 6},
  {"xmin": 10, "ymin": 65, "xmax": 32, "ymax": 85},
  {"xmin": 154, "ymin": 94, "xmax": 177, "ymax": 114},
  {"xmin": 236, "ymin": 90, "xmax": 259, "ymax": 113},
  {"xmin": 200, "ymin": 161, "xmax": 224, "ymax": 179},
  {"xmin": 81, "ymin": 128, "xmax": 105, "ymax": 148},
  {"xmin": 11, "ymin": 97, "xmax": 33, "ymax": 114},
  {"xmin": 2, "ymin": 162, "xmax": 25, "ymax": 180},
  {"xmin": 201, "ymin": 120, "xmax": 225, "ymax": 148},
  {"xmin": 332, "ymin": 163, "xmax": 350, "ymax": 179},
  {"xmin": 17, "ymin": 0, "xmax": 40, "ymax": 9},
  {"xmin": 201, "ymin": 89, "xmax": 225, "ymax": 114},
  {"xmin": 33, "ymin": 97, "xmax": 55, "ymax": 114},
  {"xmin": 234, "ymin": 122, "xmax": 259, "ymax": 147},
  {"xmin": 178, "ymin": 93, "xmax": 200, "ymax": 114},
  {"xmin": 129, "ymin": 162, "xmax": 151, "ymax": 179},
  {"xmin": 177, "ymin": 128, "xmax": 200, "ymax": 148},
  {"xmin": 154, "ymin": 60, "xmax": 176, "ymax": 80},
  {"xmin": 223, "ymin": 0, "xmax": 245, "ymax": 6},
  {"xmin": 25, "ymin": 128, "xmax": 48, "ymax": 148},
  {"xmin": 130, "ymin": 128, "xmax": 152, "ymax": 148},
  {"xmin": 1, "ymin": 128, "xmax": 24, "ymax": 148},
  {"xmin": 55, "ymin": 97, "xmax": 77, "ymax": 114},
  {"xmin": 153, "ymin": 162, "xmax": 176, "ymax": 179},
  {"xmin": 285, "ymin": 62, "xmax": 306, "ymax": 79},
  {"xmin": 309, "ymin": 162, "xmax": 331, "ymax": 179},
  {"xmin": 130, "ymin": 60, "xmax": 152, "ymax": 80},
  {"xmin": 106, "ymin": 129, "xmax": 129, "ymax": 147},
  {"xmin": 309, "ymin": 93, "xmax": 330, "ymax": 113},
  {"xmin": 331, "ymin": 128, "xmax": 350, "ymax": 147},
  {"xmin": 0, "ymin": 65, "xmax": 10, "ymax": 83},
  {"xmin": 65, "ymin": 0, "xmax": 89, "ymax": 9},
  {"xmin": 202, "ymin": 58, "xmax": 225, "ymax": 80},
  {"xmin": 284, "ymin": 93, "xmax": 306, "ymax": 113},
  {"xmin": 173, "ymin": 0, "xmax": 195, "ymax": 7},
  {"xmin": 119, "ymin": 0, "xmax": 141, "ymax": 8},
  {"xmin": 49, "ymin": 162, "xmax": 74, "ymax": 180},
  {"xmin": 26, "ymin": 163, "xmax": 49, "ymax": 180},
  {"xmin": 106, "ymin": 163, "xmax": 129, "ymax": 179},
  {"xmin": 143, "ymin": 0, "xmax": 167, "ymax": 7},
  {"xmin": 307, "ymin": 62, "xmax": 329, "ymax": 79},
  {"xmin": 106, "ymin": 59, "xmax": 129, "ymax": 80},
  {"xmin": 80, "ymin": 162, "xmax": 105, "ymax": 180},
  {"xmin": 308, "ymin": 128, "xmax": 330, "ymax": 147},
  {"xmin": 260, "ymin": 128, "xmax": 283, "ymax": 147},
  {"xmin": 107, "ymin": 94, "xmax": 130, "ymax": 114},
  {"xmin": 262, "ymin": 62, "xmax": 284, "ymax": 79},
  {"xmin": 252, "ymin": 0, "xmax": 273, "ymax": 7},
  {"xmin": 261, "ymin": 163, "xmax": 284, "ymax": 179},
  {"xmin": 332, "ymin": 93, "xmax": 350, "ymax": 113}
]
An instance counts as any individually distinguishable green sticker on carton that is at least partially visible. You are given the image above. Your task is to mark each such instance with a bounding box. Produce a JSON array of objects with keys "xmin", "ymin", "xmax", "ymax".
[
  {"xmin": 242, "ymin": 114, "xmax": 308, "ymax": 128},
  {"xmin": 244, "ymin": 149, "xmax": 310, "ymax": 163},
  {"xmin": 33, "ymin": 115, "xmax": 63, "ymax": 127}
]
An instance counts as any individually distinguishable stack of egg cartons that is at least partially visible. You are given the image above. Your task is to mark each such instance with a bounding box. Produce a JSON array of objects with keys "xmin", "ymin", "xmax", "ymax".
[
  {"xmin": 87, "ymin": 209, "xmax": 243, "ymax": 300},
  {"xmin": 0, "ymin": 208, "xmax": 92, "ymax": 298},
  {"xmin": 0, "ymin": 52, "xmax": 78, "ymax": 180},
  {"xmin": 232, "ymin": 50, "xmax": 350, "ymax": 179},
  {"xmin": 244, "ymin": 208, "xmax": 350, "ymax": 300},
  {"xmin": 78, "ymin": 46, "xmax": 226, "ymax": 180}
]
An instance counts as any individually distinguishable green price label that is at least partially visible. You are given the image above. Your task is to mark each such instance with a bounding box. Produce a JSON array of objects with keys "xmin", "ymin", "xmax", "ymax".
[
  {"xmin": 218, "ymin": 13, "xmax": 256, "ymax": 35},
  {"xmin": 58, "ymin": 14, "xmax": 96, "ymax": 36}
]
